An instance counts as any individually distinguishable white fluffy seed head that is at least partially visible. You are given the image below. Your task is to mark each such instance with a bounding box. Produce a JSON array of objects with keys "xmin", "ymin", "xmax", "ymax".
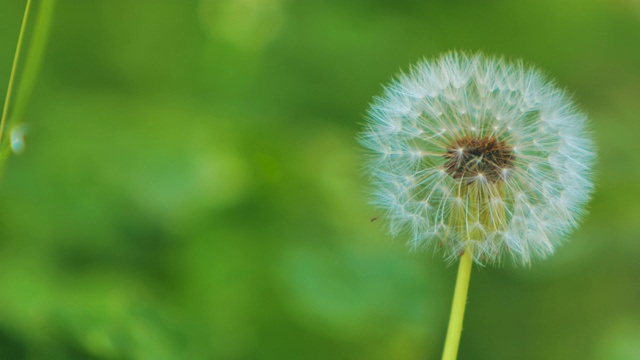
[{"xmin": 360, "ymin": 51, "xmax": 595, "ymax": 266}]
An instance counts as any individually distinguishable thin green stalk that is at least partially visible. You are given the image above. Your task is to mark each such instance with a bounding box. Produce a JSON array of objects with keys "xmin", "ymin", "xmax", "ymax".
[
  {"xmin": 12, "ymin": 0, "xmax": 56, "ymax": 125},
  {"xmin": 442, "ymin": 249, "xmax": 473, "ymax": 360},
  {"xmin": 0, "ymin": 0, "xmax": 33, "ymax": 145}
]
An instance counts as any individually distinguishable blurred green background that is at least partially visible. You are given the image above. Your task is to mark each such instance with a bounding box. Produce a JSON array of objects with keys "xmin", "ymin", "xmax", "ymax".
[{"xmin": 0, "ymin": 0, "xmax": 639, "ymax": 359}]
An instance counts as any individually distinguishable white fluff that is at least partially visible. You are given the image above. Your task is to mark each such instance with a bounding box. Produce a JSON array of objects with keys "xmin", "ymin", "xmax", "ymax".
[{"xmin": 360, "ymin": 52, "xmax": 595, "ymax": 266}]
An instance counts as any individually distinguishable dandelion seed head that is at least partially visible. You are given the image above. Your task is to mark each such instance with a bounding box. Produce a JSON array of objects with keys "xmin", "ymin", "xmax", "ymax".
[{"xmin": 360, "ymin": 52, "xmax": 595, "ymax": 265}]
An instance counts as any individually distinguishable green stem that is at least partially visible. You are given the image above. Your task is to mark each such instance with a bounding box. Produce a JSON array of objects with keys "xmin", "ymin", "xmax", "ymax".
[
  {"xmin": 442, "ymin": 249, "xmax": 473, "ymax": 360},
  {"xmin": 0, "ymin": 0, "xmax": 33, "ymax": 145},
  {"xmin": 12, "ymin": 0, "xmax": 56, "ymax": 125}
]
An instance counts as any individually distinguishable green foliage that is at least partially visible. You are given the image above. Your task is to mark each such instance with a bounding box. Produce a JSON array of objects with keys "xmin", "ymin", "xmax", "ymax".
[{"xmin": 0, "ymin": 0, "xmax": 639, "ymax": 359}]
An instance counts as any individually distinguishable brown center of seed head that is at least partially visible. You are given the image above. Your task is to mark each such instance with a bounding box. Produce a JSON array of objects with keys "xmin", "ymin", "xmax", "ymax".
[{"xmin": 443, "ymin": 135, "xmax": 515, "ymax": 183}]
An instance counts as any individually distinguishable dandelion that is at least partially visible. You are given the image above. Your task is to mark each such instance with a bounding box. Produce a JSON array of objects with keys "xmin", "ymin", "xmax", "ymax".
[{"xmin": 359, "ymin": 52, "xmax": 595, "ymax": 359}]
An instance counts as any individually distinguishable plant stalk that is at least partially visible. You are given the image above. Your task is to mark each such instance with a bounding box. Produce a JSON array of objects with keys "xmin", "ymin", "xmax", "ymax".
[
  {"xmin": 441, "ymin": 249, "xmax": 473, "ymax": 360},
  {"xmin": 12, "ymin": 0, "xmax": 56, "ymax": 125},
  {"xmin": 0, "ymin": 0, "xmax": 33, "ymax": 144}
]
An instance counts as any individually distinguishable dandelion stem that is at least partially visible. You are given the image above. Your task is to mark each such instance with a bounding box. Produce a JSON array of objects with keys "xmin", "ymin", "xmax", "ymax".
[
  {"xmin": 441, "ymin": 249, "xmax": 473, "ymax": 360},
  {"xmin": 0, "ymin": 0, "xmax": 33, "ymax": 145}
]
